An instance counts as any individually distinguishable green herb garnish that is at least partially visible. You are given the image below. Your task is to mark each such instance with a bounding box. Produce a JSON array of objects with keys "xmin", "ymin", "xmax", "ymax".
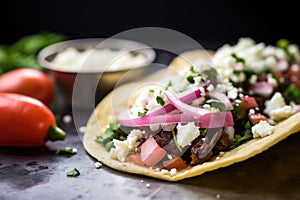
[
  {"xmin": 95, "ymin": 121, "xmax": 129, "ymax": 152},
  {"xmin": 66, "ymin": 168, "xmax": 80, "ymax": 177},
  {"xmin": 55, "ymin": 147, "xmax": 77, "ymax": 155},
  {"xmin": 203, "ymin": 67, "xmax": 218, "ymax": 80},
  {"xmin": 149, "ymin": 89, "xmax": 154, "ymax": 93},
  {"xmin": 172, "ymin": 130, "xmax": 182, "ymax": 152},
  {"xmin": 231, "ymin": 53, "xmax": 245, "ymax": 64},
  {"xmin": 138, "ymin": 111, "xmax": 147, "ymax": 117},
  {"xmin": 165, "ymin": 81, "xmax": 173, "ymax": 90},
  {"xmin": 277, "ymin": 39, "xmax": 290, "ymax": 51},
  {"xmin": 186, "ymin": 75, "xmax": 196, "ymax": 83},
  {"xmin": 156, "ymin": 96, "xmax": 165, "ymax": 106},
  {"xmin": 283, "ymin": 84, "xmax": 300, "ymax": 104}
]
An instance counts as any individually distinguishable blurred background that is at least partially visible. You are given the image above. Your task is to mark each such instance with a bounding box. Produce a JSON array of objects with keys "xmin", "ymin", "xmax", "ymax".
[{"xmin": 1, "ymin": 0, "xmax": 299, "ymax": 49}]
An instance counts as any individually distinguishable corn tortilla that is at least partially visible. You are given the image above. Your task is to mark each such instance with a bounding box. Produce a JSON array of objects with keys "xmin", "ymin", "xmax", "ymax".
[{"xmin": 83, "ymin": 50, "xmax": 300, "ymax": 181}]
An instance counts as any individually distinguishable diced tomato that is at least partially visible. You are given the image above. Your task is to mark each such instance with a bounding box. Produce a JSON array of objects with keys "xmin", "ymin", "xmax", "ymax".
[
  {"xmin": 241, "ymin": 97, "xmax": 258, "ymax": 110},
  {"xmin": 141, "ymin": 136, "xmax": 167, "ymax": 166},
  {"xmin": 163, "ymin": 157, "xmax": 188, "ymax": 171},
  {"xmin": 128, "ymin": 154, "xmax": 145, "ymax": 167},
  {"xmin": 248, "ymin": 113, "xmax": 267, "ymax": 124}
]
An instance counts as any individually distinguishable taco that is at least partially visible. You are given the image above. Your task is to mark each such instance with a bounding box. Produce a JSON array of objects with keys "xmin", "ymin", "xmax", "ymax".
[{"xmin": 83, "ymin": 38, "xmax": 300, "ymax": 181}]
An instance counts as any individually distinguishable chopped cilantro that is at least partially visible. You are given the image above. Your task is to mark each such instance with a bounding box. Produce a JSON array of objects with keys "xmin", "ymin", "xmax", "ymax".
[
  {"xmin": 186, "ymin": 75, "xmax": 196, "ymax": 83},
  {"xmin": 95, "ymin": 121, "xmax": 129, "ymax": 152},
  {"xmin": 138, "ymin": 111, "xmax": 147, "ymax": 117},
  {"xmin": 231, "ymin": 53, "xmax": 245, "ymax": 64},
  {"xmin": 200, "ymin": 128, "xmax": 208, "ymax": 137},
  {"xmin": 149, "ymin": 89, "xmax": 154, "ymax": 93},
  {"xmin": 66, "ymin": 168, "xmax": 80, "ymax": 177},
  {"xmin": 55, "ymin": 147, "xmax": 77, "ymax": 155},
  {"xmin": 232, "ymin": 101, "xmax": 246, "ymax": 120},
  {"xmin": 277, "ymin": 39, "xmax": 290, "ymax": 51},
  {"xmin": 156, "ymin": 96, "xmax": 165, "ymax": 106},
  {"xmin": 283, "ymin": 84, "xmax": 300, "ymax": 104},
  {"xmin": 165, "ymin": 81, "xmax": 173, "ymax": 90},
  {"xmin": 190, "ymin": 66, "xmax": 197, "ymax": 73},
  {"xmin": 172, "ymin": 130, "xmax": 182, "ymax": 152},
  {"xmin": 230, "ymin": 129, "xmax": 253, "ymax": 148}
]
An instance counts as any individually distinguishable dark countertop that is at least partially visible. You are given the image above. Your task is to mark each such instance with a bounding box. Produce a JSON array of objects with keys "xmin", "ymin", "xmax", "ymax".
[
  {"xmin": 1, "ymin": 44, "xmax": 300, "ymax": 200},
  {"xmin": 1, "ymin": 108, "xmax": 300, "ymax": 200}
]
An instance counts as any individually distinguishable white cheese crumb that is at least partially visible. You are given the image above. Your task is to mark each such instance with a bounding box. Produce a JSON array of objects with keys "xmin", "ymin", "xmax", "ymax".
[
  {"xmin": 146, "ymin": 183, "xmax": 151, "ymax": 188},
  {"xmin": 216, "ymin": 194, "xmax": 221, "ymax": 199},
  {"xmin": 267, "ymin": 74, "xmax": 278, "ymax": 87},
  {"xmin": 140, "ymin": 180, "xmax": 144, "ymax": 183},
  {"xmin": 72, "ymin": 148, "xmax": 78, "ymax": 154},
  {"xmin": 207, "ymin": 84, "xmax": 215, "ymax": 91},
  {"xmin": 170, "ymin": 168, "xmax": 177, "ymax": 176},
  {"xmin": 251, "ymin": 120, "xmax": 274, "ymax": 138},
  {"xmin": 249, "ymin": 74, "xmax": 258, "ymax": 84},
  {"xmin": 155, "ymin": 168, "xmax": 160, "ymax": 171},
  {"xmin": 94, "ymin": 161, "xmax": 102, "ymax": 168},
  {"xmin": 79, "ymin": 126, "xmax": 86, "ymax": 133},
  {"xmin": 219, "ymin": 151, "xmax": 225, "ymax": 155},
  {"xmin": 215, "ymin": 156, "xmax": 220, "ymax": 160},
  {"xmin": 227, "ymin": 87, "xmax": 238, "ymax": 99},
  {"xmin": 167, "ymin": 154, "xmax": 173, "ymax": 160},
  {"xmin": 161, "ymin": 169, "xmax": 169, "ymax": 175},
  {"xmin": 203, "ymin": 104, "xmax": 211, "ymax": 109},
  {"xmin": 264, "ymin": 92, "xmax": 286, "ymax": 116},
  {"xmin": 176, "ymin": 122, "xmax": 200, "ymax": 148},
  {"xmin": 270, "ymin": 105, "xmax": 294, "ymax": 121},
  {"xmin": 249, "ymin": 109, "xmax": 255, "ymax": 115},
  {"xmin": 63, "ymin": 115, "xmax": 72, "ymax": 123}
]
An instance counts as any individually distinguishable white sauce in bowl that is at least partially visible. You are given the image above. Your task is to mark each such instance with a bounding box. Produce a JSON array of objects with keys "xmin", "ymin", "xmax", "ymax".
[{"xmin": 52, "ymin": 47, "xmax": 147, "ymax": 72}]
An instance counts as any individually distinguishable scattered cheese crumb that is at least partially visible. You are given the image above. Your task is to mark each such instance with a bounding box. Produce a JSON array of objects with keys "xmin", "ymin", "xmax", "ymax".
[
  {"xmin": 219, "ymin": 151, "xmax": 225, "ymax": 155},
  {"xmin": 63, "ymin": 115, "xmax": 72, "ymax": 123},
  {"xmin": 270, "ymin": 105, "xmax": 293, "ymax": 121},
  {"xmin": 264, "ymin": 92, "xmax": 286, "ymax": 115},
  {"xmin": 252, "ymin": 120, "xmax": 274, "ymax": 138},
  {"xmin": 176, "ymin": 122, "xmax": 200, "ymax": 148},
  {"xmin": 94, "ymin": 161, "xmax": 102, "ymax": 168},
  {"xmin": 167, "ymin": 154, "xmax": 173, "ymax": 160},
  {"xmin": 146, "ymin": 183, "xmax": 151, "ymax": 188},
  {"xmin": 161, "ymin": 169, "xmax": 169, "ymax": 175},
  {"xmin": 170, "ymin": 168, "xmax": 177, "ymax": 176},
  {"xmin": 215, "ymin": 156, "xmax": 220, "ymax": 160},
  {"xmin": 216, "ymin": 194, "xmax": 221, "ymax": 199},
  {"xmin": 79, "ymin": 126, "xmax": 86, "ymax": 133},
  {"xmin": 140, "ymin": 180, "xmax": 144, "ymax": 183}
]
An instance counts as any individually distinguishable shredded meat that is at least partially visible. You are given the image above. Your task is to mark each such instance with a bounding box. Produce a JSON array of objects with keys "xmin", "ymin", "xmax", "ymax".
[
  {"xmin": 212, "ymin": 131, "xmax": 231, "ymax": 155},
  {"xmin": 189, "ymin": 129, "xmax": 231, "ymax": 166},
  {"xmin": 190, "ymin": 138, "xmax": 214, "ymax": 165},
  {"xmin": 153, "ymin": 131, "xmax": 172, "ymax": 148}
]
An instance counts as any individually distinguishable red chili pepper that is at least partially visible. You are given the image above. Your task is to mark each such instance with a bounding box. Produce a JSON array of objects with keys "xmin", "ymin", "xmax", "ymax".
[
  {"xmin": 0, "ymin": 68, "xmax": 55, "ymax": 105},
  {"xmin": 0, "ymin": 93, "xmax": 65, "ymax": 146}
]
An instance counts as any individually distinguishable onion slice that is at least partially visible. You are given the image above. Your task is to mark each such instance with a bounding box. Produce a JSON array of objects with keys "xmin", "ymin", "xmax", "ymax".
[
  {"xmin": 249, "ymin": 81, "xmax": 273, "ymax": 97},
  {"xmin": 147, "ymin": 88, "xmax": 203, "ymax": 117},
  {"xmin": 117, "ymin": 110, "xmax": 233, "ymax": 128},
  {"xmin": 165, "ymin": 91, "xmax": 210, "ymax": 117}
]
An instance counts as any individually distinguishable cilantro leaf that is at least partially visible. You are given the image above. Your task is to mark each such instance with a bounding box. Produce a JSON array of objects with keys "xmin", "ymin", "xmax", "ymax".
[
  {"xmin": 66, "ymin": 168, "xmax": 80, "ymax": 177},
  {"xmin": 156, "ymin": 96, "xmax": 165, "ymax": 106},
  {"xmin": 231, "ymin": 53, "xmax": 245, "ymax": 64},
  {"xmin": 283, "ymin": 84, "xmax": 300, "ymax": 104}
]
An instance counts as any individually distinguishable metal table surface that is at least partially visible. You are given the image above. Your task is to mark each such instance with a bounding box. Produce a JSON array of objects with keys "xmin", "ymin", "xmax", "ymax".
[{"xmin": 1, "ymin": 43, "xmax": 300, "ymax": 200}]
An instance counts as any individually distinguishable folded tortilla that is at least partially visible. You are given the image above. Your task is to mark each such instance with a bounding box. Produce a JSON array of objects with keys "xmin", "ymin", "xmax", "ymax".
[{"xmin": 83, "ymin": 50, "xmax": 300, "ymax": 181}]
